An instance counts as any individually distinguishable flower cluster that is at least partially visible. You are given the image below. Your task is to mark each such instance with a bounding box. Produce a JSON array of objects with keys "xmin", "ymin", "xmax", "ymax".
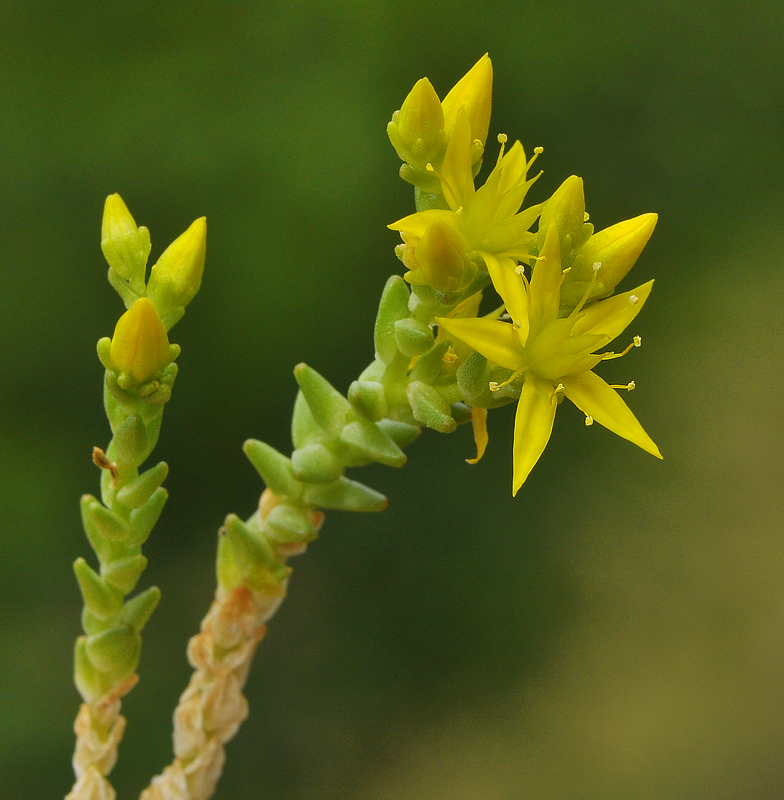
[{"xmin": 387, "ymin": 56, "xmax": 661, "ymax": 493}]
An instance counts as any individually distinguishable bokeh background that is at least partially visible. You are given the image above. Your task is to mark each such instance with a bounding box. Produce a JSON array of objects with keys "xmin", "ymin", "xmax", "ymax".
[{"xmin": 2, "ymin": 1, "xmax": 783, "ymax": 798}]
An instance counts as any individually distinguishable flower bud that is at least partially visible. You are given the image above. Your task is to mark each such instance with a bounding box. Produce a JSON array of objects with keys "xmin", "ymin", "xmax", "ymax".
[
  {"xmin": 562, "ymin": 213, "xmax": 658, "ymax": 307},
  {"xmin": 537, "ymin": 175, "xmax": 589, "ymax": 259},
  {"xmin": 387, "ymin": 77, "xmax": 445, "ymax": 168},
  {"xmin": 101, "ymin": 194, "xmax": 151, "ymax": 285},
  {"xmin": 441, "ymin": 54, "xmax": 493, "ymax": 151},
  {"xmin": 411, "ymin": 217, "xmax": 475, "ymax": 294},
  {"xmin": 147, "ymin": 216, "xmax": 207, "ymax": 318},
  {"xmin": 109, "ymin": 297, "xmax": 173, "ymax": 384}
]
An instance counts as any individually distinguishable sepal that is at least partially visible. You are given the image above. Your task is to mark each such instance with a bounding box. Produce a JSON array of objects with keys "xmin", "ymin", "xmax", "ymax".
[{"xmin": 243, "ymin": 439, "xmax": 302, "ymax": 498}]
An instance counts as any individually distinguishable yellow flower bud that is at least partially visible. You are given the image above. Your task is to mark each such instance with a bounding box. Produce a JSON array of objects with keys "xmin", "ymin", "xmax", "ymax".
[
  {"xmin": 147, "ymin": 217, "xmax": 207, "ymax": 317},
  {"xmin": 387, "ymin": 77, "xmax": 445, "ymax": 168},
  {"xmin": 537, "ymin": 175, "xmax": 589, "ymax": 257},
  {"xmin": 441, "ymin": 54, "xmax": 493, "ymax": 150},
  {"xmin": 572, "ymin": 213, "xmax": 658, "ymax": 300},
  {"xmin": 109, "ymin": 297, "xmax": 172, "ymax": 384},
  {"xmin": 412, "ymin": 217, "xmax": 475, "ymax": 294},
  {"xmin": 101, "ymin": 194, "xmax": 151, "ymax": 284}
]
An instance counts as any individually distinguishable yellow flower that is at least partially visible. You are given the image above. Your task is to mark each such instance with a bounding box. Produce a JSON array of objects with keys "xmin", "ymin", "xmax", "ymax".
[
  {"xmin": 436, "ymin": 223, "xmax": 661, "ymax": 495},
  {"xmin": 389, "ymin": 108, "xmax": 542, "ymax": 291},
  {"xmin": 109, "ymin": 297, "xmax": 172, "ymax": 384}
]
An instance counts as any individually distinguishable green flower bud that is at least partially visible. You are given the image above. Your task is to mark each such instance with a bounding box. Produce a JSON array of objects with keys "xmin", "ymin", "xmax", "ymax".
[
  {"xmin": 119, "ymin": 586, "xmax": 161, "ymax": 634},
  {"xmin": 339, "ymin": 419, "xmax": 407, "ymax": 468},
  {"xmin": 73, "ymin": 558, "xmax": 124, "ymax": 620},
  {"xmin": 374, "ymin": 276, "xmax": 411, "ymax": 364},
  {"xmin": 265, "ymin": 504, "xmax": 318, "ymax": 545},
  {"xmin": 293, "ymin": 363, "xmax": 350, "ymax": 440},
  {"xmin": 387, "ymin": 77, "xmax": 445, "ymax": 168},
  {"xmin": 303, "ymin": 476, "xmax": 388, "ymax": 512},
  {"xmin": 101, "ymin": 554, "xmax": 148, "ymax": 594},
  {"xmin": 109, "ymin": 298, "xmax": 172, "ymax": 384},
  {"xmin": 243, "ymin": 439, "xmax": 302, "ymax": 498},
  {"xmin": 291, "ymin": 442, "xmax": 344, "ymax": 483},
  {"xmin": 127, "ymin": 487, "xmax": 168, "ymax": 547},
  {"xmin": 101, "ymin": 194, "xmax": 151, "ymax": 287},
  {"xmin": 348, "ymin": 380, "xmax": 388, "ymax": 422},
  {"xmin": 147, "ymin": 216, "xmax": 207, "ymax": 323},
  {"xmin": 115, "ymin": 461, "xmax": 169, "ymax": 509},
  {"xmin": 85, "ymin": 624, "xmax": 141, "ymax": 676},
  {"xmin": 406, "ymin": 381, "xmax": 456, "ymax": 433}
]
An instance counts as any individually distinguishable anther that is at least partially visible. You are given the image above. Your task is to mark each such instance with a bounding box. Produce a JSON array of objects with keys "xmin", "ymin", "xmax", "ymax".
[
  {"xmin": 634, "ymin": 336, "xmax": 642, "ymax": 347},
  {"xmin": 629, "ymin": 294, "xmax": 639, "ymax": 305},
  {"xmin": 592, "ymin": 261, "xmax": 602, "ymax": 272},
  {"xmin": 489, "ymin": 381, "xmax": 500, "ymax": 392},
  {"xmin": 534, "ymin": 146, "xmax": 543, "ymax": 155},
  {"xmin": 497, "ymin": 133, "xmax": 508, "ymax": 144},
  {"xmin": 550, "ymin": 383, "xmax": 565, "ymax": 403},
  {"xmin": 583, "ymin": 212, "xmax": 590, "ymax": 222},
  {"xmin": 512, "ymin": 320, "xmax": 522, "ymax": 330},
  {"xmin": 425, "ymin": 163, "xmax": 435, "ymax": 172},
  {"xmin": 627, "ymin": 381, "xmax": 636, "ymax": 391},
  {"xmin": 515, "ymin": 265, "xmax": 525, "ymax": 275},
  {"xmin": 585, "ymin": 415, "xmax": 594, "ymax": 426}
]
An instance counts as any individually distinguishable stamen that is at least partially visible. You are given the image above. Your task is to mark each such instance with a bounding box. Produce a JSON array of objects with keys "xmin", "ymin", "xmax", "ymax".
[
  {"xmin": 601, "ymin": 337, "xmax": 639, "ymax": 360},
  {"xmin": 489, "ymin": 369, "xmax": 524, "ymax": 392},
  {"xmin": 550, "ymin": 383, "xmax": 565, "ymax": 403},
  {"xmin": 583, "ymin": 212, "xmax": 590, "ymax": 222},
  {"xmin": 512, "ymin": 320, "xmax": 523, "ymax": 330},
  {"xmin": 585, "ymin": 415, "xmax": 594, "ymax": 426},
  {"xmin": 609, "ymin": 381, "xmax": 636, "ymax": 391},
  {"xmin": 570, "ymin": 262, "xmax": 601, "ymax": 317},
  {"xmin": 443, "ymin": 349, "xmax": 457, "ymax": 364},
  {"xmin": 629, "ymin": 294, "xmax": 639, "ymax": 305}
]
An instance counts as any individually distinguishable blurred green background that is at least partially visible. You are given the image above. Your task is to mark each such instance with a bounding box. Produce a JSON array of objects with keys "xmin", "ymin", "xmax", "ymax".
[{"xmin": 2, "ymin": 1, "xmax": 783, "ymax": 798}]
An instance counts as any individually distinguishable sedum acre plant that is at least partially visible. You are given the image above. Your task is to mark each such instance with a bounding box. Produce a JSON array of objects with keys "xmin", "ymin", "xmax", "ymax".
[{"xmin": 66, "ymin": 54, "xmax": 660, "ymax": 800}]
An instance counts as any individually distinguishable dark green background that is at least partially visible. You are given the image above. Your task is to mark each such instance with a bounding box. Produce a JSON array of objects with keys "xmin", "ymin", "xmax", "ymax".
[{"xmin": 2, "ymin": 1, "xmax": 783, "ymax": 798}]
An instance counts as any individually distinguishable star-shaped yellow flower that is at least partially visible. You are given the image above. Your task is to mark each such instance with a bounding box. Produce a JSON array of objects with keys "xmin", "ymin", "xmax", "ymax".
[{"xmin": 436, "ymin": 223, "xmax": 661, "ymax": 495}]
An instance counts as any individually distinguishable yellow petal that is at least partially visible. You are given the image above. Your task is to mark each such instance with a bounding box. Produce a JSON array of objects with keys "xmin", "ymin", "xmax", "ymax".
[
  {"xmin": 528, "ymin": 222, "xmax": 562, "ymax": 332},
  {"xmin": 441, "ymin": 53, "xmax": 493, "ymax": 146},
  {"xmin": 466, "ymin": 407, "xmax": 489, "ymax": 464},
  {"xmin": 561, "ymin": 370, "xmax": 661, "ymax": 458},
  {"xmin": 388, "ymin": 208, "xmax": 458, "ymax": 236},
  {"xmin": 571, "ymin": 280, "xmax": 653, "ymax": 344},
  {"xmin": 109, "ymin": 298, "xmax": 171, "ymax": 383},
  {"xmin": 512, "ymin": 374, "xmax": 557, "ymax": 495},
  {"xmin": 440, "ymin": 106, "xmax": 475, "ymax": 211},
  {"xmin": 435, "ymin": 316, "xmax": 524, "ymax": 372},
  {"xmin": 481, "ymin": 252, "xmax": 529, "ymax": 344}
]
